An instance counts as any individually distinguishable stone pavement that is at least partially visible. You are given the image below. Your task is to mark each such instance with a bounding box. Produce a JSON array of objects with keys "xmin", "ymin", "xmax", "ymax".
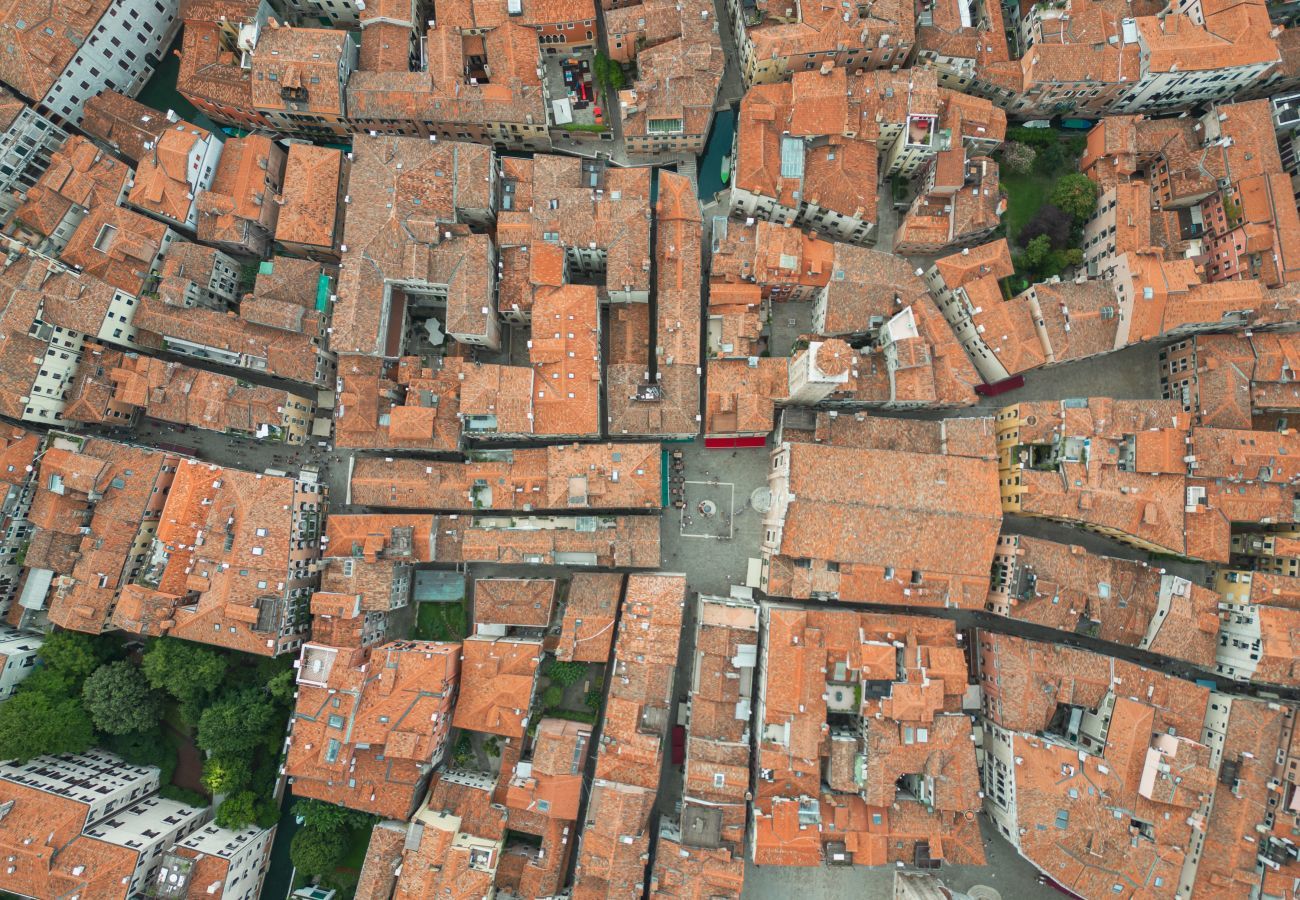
[
  {"xmin": 741, "ymin": 813, "xmax": 1057, "ymax": 899},
  {"xmin": 660, "ymin": 438, "xmax": 771, "ymax": 598}
]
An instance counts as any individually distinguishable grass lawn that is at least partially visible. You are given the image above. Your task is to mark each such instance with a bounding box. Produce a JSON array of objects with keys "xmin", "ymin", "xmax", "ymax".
[
  {"xmin": 414, "ymin": 600, "xmax": 468, "ymax": 642},
  {"xmin": 339, "ymin": 826, "xmax": 372, "ymax": 870},
  {"xmin": 1000, "ymin": 170, "xmax": 1052, "ymax": 245}
]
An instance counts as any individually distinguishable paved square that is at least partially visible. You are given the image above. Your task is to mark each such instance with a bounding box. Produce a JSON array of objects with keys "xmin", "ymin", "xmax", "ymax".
[{"xmin": 679, "ymin": 480, "xmax": 735, "ymax": 540}]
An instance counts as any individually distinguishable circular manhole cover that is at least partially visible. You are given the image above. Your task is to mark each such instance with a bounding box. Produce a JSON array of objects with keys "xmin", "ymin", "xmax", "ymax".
[
  {"xmin": 750, "ymin": 487, "xmax": 772, "ymax": 513},
  {"xmin": 967, "ymin": 886, "xmax": 1001, "ymax": 900}
]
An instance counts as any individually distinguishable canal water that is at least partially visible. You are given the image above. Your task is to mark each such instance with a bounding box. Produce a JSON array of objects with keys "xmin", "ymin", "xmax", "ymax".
[
  {"xmin": 696, "ymin": 106, "xmax": 736, "ymax": 201},
  {"xmin": 136, "ymin": 38, "xmax": 222, "ymax": 134},
  {"xmin": 261, "ymin": 786, "xmax": 304, "ymax": 899}
]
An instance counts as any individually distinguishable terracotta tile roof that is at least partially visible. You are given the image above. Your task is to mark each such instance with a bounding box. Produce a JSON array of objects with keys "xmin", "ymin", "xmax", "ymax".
[
  {"xmin": 332, "ymin": 136, "xmax": 493, "ymax": 357},
  {"xmin": 705, "ymin": 356, "xmax": 788, "ymax": 437},
  {"xmin": 915, "ymin": 0, "xmax": 1010, "ymax": 67},
  {"xmin": 451, "ymin": 636, "xmax": 542, "ymax": 737},
  {"xmin": 1118, "ymin": 252, "xmax": 1265, "ymax": 345},
  {"xmin": 818, "ymin": 243, "xmax": 928, "ymax": 336},
  {"xmin": 1245, "ymin": 332, "xmax": 1300, "ymax": 415},
  {"xmin": 354, "ymin": 821, "xmax": 407, "ymax": 900},
  {"xmin": 131, "ymin": 295, "xmax": 325, "ymax": 387},
  {"xmin": 767, "ymin": 421, "xmax": 1001, "ymax": 606},
  {"xmin": 335, "ymin": 356, "xmax": 462, "ymax": 452},
  {"xmin": 556, "ymin": 572, "xmax": 622, "ymax": 662},
  {"xmin": 931, "ymin": 238, "xmax": 1014, "ymax": 289},
  {"xmin": 287, "ymin": 640, "xmax": 461, "ymax": 818},
  {"xmin": 457, "ymin": 357, "xmax": 536, "ymax": 436},
  {"xmin": 503, "ymin": 716, "xmax": 590, "ymax": 823},
  {"xmin": 250, "ymin": 24, "xmax": 349, "ymax": 117},
  {"xmin": 645, "ymin": 177, "xmax": 704, "ymax": 433},
  {"xmin": 350, "ymin": 443, "xmax": 661, "ymax": 511},
  {"xmin": 894, "ymin": 154, "xmax": 1004, "ymax": 256},
  {"xmin": 10, "ymin": 136, "xmax": 128, "ymax": 242},
  {"xmin": 195, "ymin": 134, "xmax": 284, "ymax": 249},
  {"xmin": 58, "ymin": 201, "xmax": 167, "ymax": 296},
  {"xmin": 275, "ymin": 143, "xmax": 346, "ymax": 253},
  {"xmin": 109, "ymin": 459, "xmax": 322, "ymax": 655},
  {"xmin": 81, "ymin": 91, "xmax": 174, "ymax": 165},
  {"xmin": 176, "ymin": 1, "xmax": 265, "ymax": 117},
  {"xmin": 1139, "ymin": 1, "xmax": 1278, "ymax": 73},
  {"xmin": 853, "ymin": 298, "xmax": 980, "ymax": 407},
  {"xmin": 529, "ymin": 284, "xmax": 602, "ymax": 436},
  {"xmin": 734, "ymin": 68, "xmax": 877, "ymax": 224},
  {"xmin": 595, "ymin": 574, "xmax": 684, "ymax": 790},
  {"xmin": 680, "ymin": 596, "xmax": 757, "ymax": 854},
  {"xmin": 1194, "ymin": 696, "xmax": 1291, "ymax": 895},
  {"xmin": 965, "ymin": 277, "xmax": 1120, "ymax": 381},
  {"xmin": 154, "ymin": 240, "xmax": 225, "ymax": 307},
  {"xmin": 385, "ymin": 771, "xmax": 511, "ymax": 900},
  {"xmin": 0, "ymin": 255, "xmax": 70, "ymax": 419},
  {"xmin": 499, "ymin": 156, "xmax": 652, "ymax": 300},
  {"xmin": 348, "ymin": 19, "xmax": 548, "ymax": 131},
  {"xmin": 618, "ymin": 15, "xmax": 722, "ymax": 149},
  {"xmin": 0, "ymin": 776, "xmax": 140, "ymax": 899},
  {"xmin": 127, "ymin": 121, "xmax": 213, "ymax": 224},
  {"xmin": 473, "ymin": 578, "xmax": 556, "ymax": 628},
  {"xmin": 0, "ymin": 85, "xmax": 22, "ymax": 133},
  {"xmin": 65, "ymin": 342, "xmax": 311, "ymax": 440},
  {"xmin": 743, "ymin": 0, "xmax": 913, "ymax": 64},
  {"xmin": 1002, "ymin": 398, "xmax": 1213, "ymax": 557},
  {"xmin": 239, "ymin": 256, "xmax": 328, "ymax": 333},
  {"xmin": 987, "ymin": 534, "xmax": 1219, "ymax": 668},
  {"xmin": 758, "ymin": 606, "xmax": 978, "ymax": 847},
  {"xmin": 978, "ymin": 631, "xmax": 1208, "ymax": 736},
  {"xmin": 448, "ymin": 514, "xmax": 661, "ymax": 568},
  {"xmin": 572, "ymin": 781, "xmax": 656, "ymax": 898},
  {"xmin": 711, "ymin": 219, "xmax": 835, "ymax": 299},
  {"xmin": 982, "ymin": 631, "xmax": 1297, "ymax": 899},
  {"xmin": 649, "ymin": 838, "xmax": 744, "ymax": 899},
  {"xmin": 0, "ymin": 0, "xmax": 114, "ymax": 102},
  {"xmin": 438, "ymin": 0, "xmax": 598, "ymax": 31},
  {"xmin": 31, "ymin": 435, "xmax": 177, "ymax": 633},
  {"xmin": 323, "ymin": 513, "xmax": 437, "ymax": 562}
]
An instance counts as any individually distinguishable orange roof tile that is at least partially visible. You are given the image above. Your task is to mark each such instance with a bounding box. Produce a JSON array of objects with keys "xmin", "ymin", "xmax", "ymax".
[{"xmin": 451, "ymin": 637, "xmax": 542, "ymax": 737}]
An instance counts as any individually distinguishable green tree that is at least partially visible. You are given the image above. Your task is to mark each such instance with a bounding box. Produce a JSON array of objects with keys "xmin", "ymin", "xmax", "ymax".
[
  {"xmin": 214, "ymin": 790, "xmax": 260, "ymax": 830},
  {"xmin": 142, "ymin": 637, "xmax": 228, "ymax": 707},
  {"xmin": 202, "ymin": 756, "xmax": 252, "ymax": 795},
  {"xmin": 266, "ymin": 668, "xmax": 296, "ymax": 706},
  {"xmin": 1049, "ymin": 173, "xmax": 1099, "ymax": 222},
  {"xmin": 20, "ymin": 666, "xmax": 80, "ymax": 700},
  {"xmin": 197, "ymin": 689, "xmax": 276, "ymax": 756},
  {"xmin": 38, "ymin": 630, "xmax": 112, "ymax": 688},
  {"xmin": 1023, "ymin": 234, "xmax": 1052, "ymax": 271},
  {"xmin": 0, "ymin": 690, "xmax": 94, "ymax": 762},
  {"xmin": 293, "ymin": 798, "xmax": 375, "ymax": 833},
  {"xmin": 546, "ymin": 661, "xmax": 588, "ymax": 687},
  {"xmin": 82, "ymin": 661, "xmax": 163, "ymax": 735},
  {"xmin": 593, "ymin": 52, "xmax": 625, "ymax": 92},
  {"xmin": 290, "ymin": 825, "xmax": 348, "ymax": 876},
  {"xmin": 606, "ymin": 61, "xmax": 625, "ymax": 92},
  {"xmin": 542, "ymin": 684, "xmax": 564, "ymax": 708}
]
